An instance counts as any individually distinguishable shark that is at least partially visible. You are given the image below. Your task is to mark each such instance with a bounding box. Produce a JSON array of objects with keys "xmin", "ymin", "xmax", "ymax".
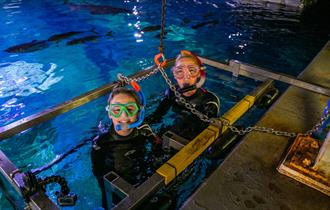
[
  {"xmin": 191, "ymin": 20, "xmax": 219, "ymax": 29},
  {"xmin": 66, "ymin": 35, "xmax": 101, "ymax": 45},
  {"xmin": 4, "ymin": 40, "xmax": 49, "ymax": 53},
  {"xmin": 47, "ymin": 31, "xmax": 86, "ymax": 42},
  {"xmin": 141, "ymin": 25, "xmax": 161, "ymax": 33},
  {"xmin": 66, "ymin": 3, "xmax": 131, "ymax": 15},
  {"xmin": 4, "ymin": 30, "xmax": 106, "ymax": 53}
]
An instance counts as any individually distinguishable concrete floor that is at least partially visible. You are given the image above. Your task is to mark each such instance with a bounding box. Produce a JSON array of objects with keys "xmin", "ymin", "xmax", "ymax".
[{"xmin": 181, "ymin": 41, "xmax": 330, "ymax": 210}]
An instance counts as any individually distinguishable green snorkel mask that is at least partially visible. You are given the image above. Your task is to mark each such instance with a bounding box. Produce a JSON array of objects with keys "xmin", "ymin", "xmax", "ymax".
[
  {"xmin": 106, "ymin": 81, "xmax": 146, "ymax": 131},
  {"xmin": 106, "ymin": 102, "xmax": 140, "ymax": 118}
]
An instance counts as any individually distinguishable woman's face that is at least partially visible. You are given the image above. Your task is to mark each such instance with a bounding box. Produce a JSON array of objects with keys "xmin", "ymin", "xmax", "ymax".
[
  {"xmin": 108, "ymin": 93, "xmax": 138, "ymax": 135},
  {"xmin": 172, "ymin": 57, "xmax": 200, "ymax": 89}
]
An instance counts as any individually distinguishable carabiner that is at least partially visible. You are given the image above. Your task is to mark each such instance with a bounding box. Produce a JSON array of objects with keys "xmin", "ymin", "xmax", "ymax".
[{"xmin": 154, "ymin": 53, "xmax": 167, "ymax": 68}]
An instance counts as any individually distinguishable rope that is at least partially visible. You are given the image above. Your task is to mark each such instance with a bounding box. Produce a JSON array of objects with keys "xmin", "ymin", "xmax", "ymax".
[
  {"xmin": 159, "ymin": 0, "xmax": 166, "ymax": 54},
  {"xmin": 38, "ymin": 175, "xmax": 70, "ymax": 195},
  {"xmin": 31, "ymin": 138, "xmax": 92, "ymax": 175}
]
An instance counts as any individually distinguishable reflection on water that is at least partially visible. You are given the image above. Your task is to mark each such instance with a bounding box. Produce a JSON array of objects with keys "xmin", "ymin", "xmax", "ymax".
[
  {"xmin": 0, "ymin": 61, "xmax": 62, "ymax": 98},
  {"xmin": 0, "ymin": 98, "xmax": 25, "ymax": 124},
  {"xmin": 0, "ymin": 0, "xmax": 330, "ymax": 209},
  {"xmin": 0, "ymin": 61, "xmax": 63, "ymax": 124}
]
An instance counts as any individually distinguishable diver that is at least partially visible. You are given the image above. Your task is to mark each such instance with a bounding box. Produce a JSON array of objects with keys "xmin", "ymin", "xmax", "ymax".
[
  {"xmin": 91, "ymin": 83, "xmax": 162, "ymax": 210},
  {"xmin": 149, "ymin": 50, "xmax": 220, "ymax": 140},
  {"xmin": 141, "ymin": 50, "xmax": 221, "ymax": 210}
]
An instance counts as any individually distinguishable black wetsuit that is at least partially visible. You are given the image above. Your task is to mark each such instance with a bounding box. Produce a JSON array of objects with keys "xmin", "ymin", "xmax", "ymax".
[
  {"xmin": 91, "ymin": 126, "xmax": 161, "ymax": 209},
  {"xmin": 150, "ymin": 87, "xmax": 220, "ymax": 139},
  {"xmin": 141, "ymin": 88, "xmax": 220, "ymax": 210}
]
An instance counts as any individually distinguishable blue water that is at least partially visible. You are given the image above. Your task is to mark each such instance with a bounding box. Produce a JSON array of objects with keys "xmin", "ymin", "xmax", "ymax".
[{"xmin": 0, "ymin": 0, "xmax": 329, "ymax": 209}]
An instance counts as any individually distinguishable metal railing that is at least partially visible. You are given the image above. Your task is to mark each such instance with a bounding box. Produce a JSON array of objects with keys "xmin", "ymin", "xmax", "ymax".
[
  {"xmin": 112, "ymin": 79, "xmax": 274, "ymax": 210},
  {"xmin": 0, "ymin": 59, "xmax": 175, "ymax": 140},
  {"xmin": 199, "ymin": 57, "xmax": 330, "ymax": 96}
]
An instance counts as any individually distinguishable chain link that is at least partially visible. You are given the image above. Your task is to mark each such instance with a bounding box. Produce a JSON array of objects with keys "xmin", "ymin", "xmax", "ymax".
[
  {"xmin": 118, "ymin": 64, "xmax": 330, "ymax": 139},
  {"xmin": 225, "ymin": 107, "xmax": 330, "ymax": 138},
  {"xmin": 158, "ymin": 65, "xmax": 300, "ymax": 137},
  {"xmin": 117, "ymin": 67, "xmax": 160, "ymax": 85},
  {"xmin": 159, "ymin": 0, "xmax": 166, "ymax": 54},
  {"xmin": 158, "ymin": 66, "xmax": 218, "ymax": 124},
  {"xmin": 304, "ymin": 106, "xmax": 330, "ymax": 136},
  {"xmin": 158, "ymin": 65, "xmax": 298, "ymax": 137}
]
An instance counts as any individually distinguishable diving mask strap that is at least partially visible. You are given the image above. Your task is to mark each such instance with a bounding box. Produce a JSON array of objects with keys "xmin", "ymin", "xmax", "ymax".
[{"xmin": 195, "ymin": 67, "xmax": 206, "ymax": 88}]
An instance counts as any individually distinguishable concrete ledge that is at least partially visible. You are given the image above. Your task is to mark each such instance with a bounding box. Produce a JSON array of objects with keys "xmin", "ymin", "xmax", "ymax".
[
  {"xmin": 181, "ymin": 41, "xmax": 330, "ymax": 210},
  {"xmin": 239, "ymin": 0, "xmax": 303, "ymax": 8}
]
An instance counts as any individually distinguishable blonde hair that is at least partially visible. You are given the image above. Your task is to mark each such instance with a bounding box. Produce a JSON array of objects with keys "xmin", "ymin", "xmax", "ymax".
[{"xmin": 175, "ymin": 50, "xmax": 202, "ymax": 67}]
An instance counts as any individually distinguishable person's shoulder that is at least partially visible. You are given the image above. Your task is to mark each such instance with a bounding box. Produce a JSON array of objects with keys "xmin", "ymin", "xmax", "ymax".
[
  {"xmin": 164, "ymin": 87, "xmax": 175, "ymax": 98},
  {"xmin": 200, "ymin": 88, "xmax": 220, "ymax": 105},
  {"xmin": 92, "ymin": 131, "xmax": 112, "ymax": 149},
  {"xmin": 137, "ymin": 124, "xmax": 155, "ymax": 137}
]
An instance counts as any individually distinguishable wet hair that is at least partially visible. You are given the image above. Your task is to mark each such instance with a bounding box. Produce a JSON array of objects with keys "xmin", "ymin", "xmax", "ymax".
[
  {"xmin": 175, "ymin": 50, "xmax": 203, "ymax": 67},
  {"xmin": 107, "ymin": 87, "xmax": 141, "ymax": 106}
]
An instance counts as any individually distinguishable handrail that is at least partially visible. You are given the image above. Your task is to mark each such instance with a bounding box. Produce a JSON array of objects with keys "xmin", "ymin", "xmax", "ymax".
[
  {"xmin": 0, "ymin": 59, "xmax": 175, "ymax": 140},
  {"xmin": 2, "ymin": 54, "xmax": 329, "ymax": 140},
  {"xmin": 199, "ymin": 56, "xmax": 330, "ymax": 96},
  {"xmin": 0, "ymin": 150, "xmax": 59, "ymax": 209}
]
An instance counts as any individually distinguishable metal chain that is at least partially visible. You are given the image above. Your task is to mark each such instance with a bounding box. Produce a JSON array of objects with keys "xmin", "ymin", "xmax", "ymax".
[
  {"xmin": 304, "ymin": 106, "xmax": 330, "ymax": 136},
  {"xmin": 117, "ymin": 0, "xmax": 166, "ymax": 84},
  {"xmin": 226, "ymin": 124, "xmax": 297, "ymax": 138},
  {"xmin": 158, "ymin": 65, "xmax": 302, "ymax": 137},
  {"xmin": 157, "ymin": 66, "xmax": 222, "ymax": 126},
  {"xmin": 117, "ymin": 67, "xmax": 160, "ymax": 85},
  {"xmin": 159, "ymin": 0, "xmax": 166, "ymax": 54},
  {"xmin": 226, "ymin": 106, "xmax": 330, "ymax": 138},
  {"xmin": 118, "ymin": 65, "xmax": 329, "ymax": 139}
]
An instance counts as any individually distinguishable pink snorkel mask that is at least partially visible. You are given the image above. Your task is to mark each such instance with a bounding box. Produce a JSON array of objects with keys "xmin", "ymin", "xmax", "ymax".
[{"xmin": 175, "ymin": 50, "xmax": 206, "ymax": 93}]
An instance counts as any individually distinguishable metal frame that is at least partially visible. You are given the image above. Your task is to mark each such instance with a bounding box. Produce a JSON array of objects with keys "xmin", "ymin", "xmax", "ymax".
[
  {"xmin": 1, "ymin": 53, "xmax": 328, "ymax": 209},
  {"xmin": 162, "ymin": 131, "xmax": 190, "ymax": 150},
  {"xmin": 111, "ymin": 80, "xmax": 274, "ymax": 210},
  {"xmin": 104, "ymin": 171, "xmax": 134, "ymax": 207},
  {"xmin": 2, "ymin": 56, "xmax": 329, "ymax": 140},
  {"xmin": 199, "ymin": 57, "xmax": 330, "ymax": 96},
  {"xmin": 112, "ymin": 173, "xmax": 164, "ymax": 210},
  {"xmin": 0, "ymin": 60, "xmax": 175, "ymax": 140},
  {"xmin": 0, "ymin": 150, "xmax": 59, "ymax": 210}
]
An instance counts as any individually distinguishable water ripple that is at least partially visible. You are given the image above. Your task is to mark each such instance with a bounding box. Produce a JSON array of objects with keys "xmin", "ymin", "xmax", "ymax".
[{"xmin": 0, "ymin": 61, "xmax": 63, "ymax": 98}]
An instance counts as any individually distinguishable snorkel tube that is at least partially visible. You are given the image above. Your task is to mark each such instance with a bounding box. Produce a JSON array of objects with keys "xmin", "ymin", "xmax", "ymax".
[
  {"xmin": 177, "ymin": 50, "xmax": 206, "ymax": 93},
  {"xmin": 115, "ymin": 81, "xmax": 146, "ymax": 131}
]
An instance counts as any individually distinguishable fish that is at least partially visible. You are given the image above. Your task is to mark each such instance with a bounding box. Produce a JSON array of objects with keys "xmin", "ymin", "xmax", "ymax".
[
  {"xmin": 203, "ymin": 12, "xmax": 214, "ymax": 19},
  {"xmin": 154, "ymin": 31, "xmax": 169, "ymax": 39},
  {"xmin": 105, "ymin": 31, "xmax": 113, "ymax": 37},
  {"xmin": 4, "ymin": 40, "xmax": 49, "ymax": 53},
  {"xmin": 141, "ymin": 25, "xmax": 161, "ymax": 32},
  {"xmin": 66, "ymin": 35, "xmax": 100, "ymax": 45},
  {"xmin": 191, "ymin": 20, "xmax": 219, "ymax": 29},
  {"xmin": 47, "ymin": 31, "xmax": 84, "ymax": 42},
  {"xmin": 180, "ymin": 17, "xmax": 191, "ymax": 26},
  {"xmin": 67, "ymin": 3, "xmax": 131, "ymax": 15}
]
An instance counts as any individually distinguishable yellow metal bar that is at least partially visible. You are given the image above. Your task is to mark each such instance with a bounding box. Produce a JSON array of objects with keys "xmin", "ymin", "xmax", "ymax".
[{"xmin": 156, "ymin": 94, "xmax": 256, "ymax": 185}]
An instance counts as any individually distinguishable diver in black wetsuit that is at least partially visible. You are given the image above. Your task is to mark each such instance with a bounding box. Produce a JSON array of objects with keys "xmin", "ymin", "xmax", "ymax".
[
  {"xmin": 150, "ymin": 50, "xmax": 220, "ymax": 140},
  {"xmin": 91, "ymin": 84, "xmax": 162, "ymax": 210},
  {"xmin": 141, "ymin": 50, "xmax": 220, "ymax": 210}
]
